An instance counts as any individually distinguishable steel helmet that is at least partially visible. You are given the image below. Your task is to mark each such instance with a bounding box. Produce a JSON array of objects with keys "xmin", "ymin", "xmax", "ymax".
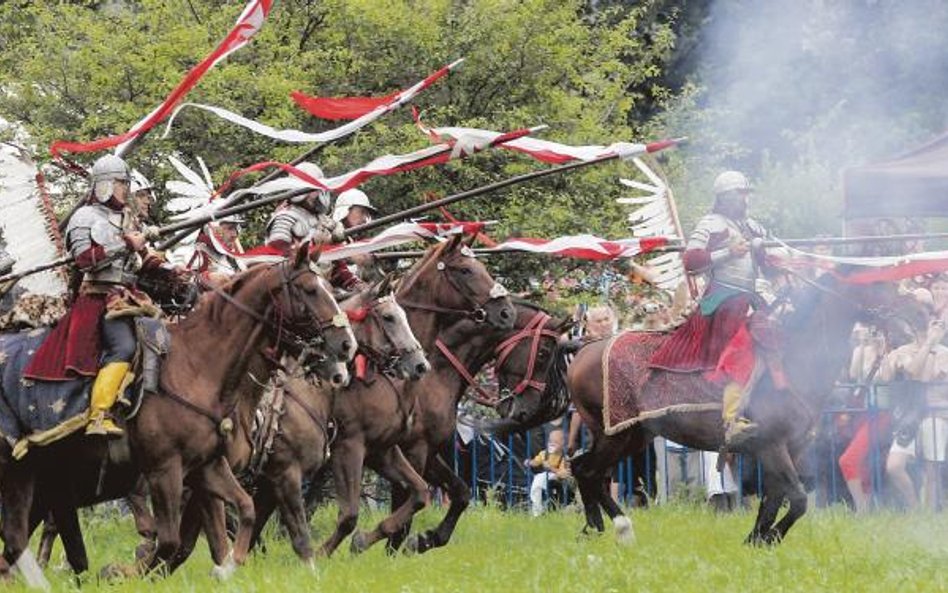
[
  {"xmin": 91, "ymin": 154, "xmax": 131, "ymax": 202},
  {"xmin": 332, "ymin": 188, "xmax": 378, "ymax": 222},
  {"xmin": 290, "ymin": 162, "xmax": 331, "ymax": 213},
  {"xmin": 712, "ymin": 170, "xmax": 751, "ymax": 195},
  {"xmin": 129, "ymin": 169, "xmax": 154, "ymax": 194}
]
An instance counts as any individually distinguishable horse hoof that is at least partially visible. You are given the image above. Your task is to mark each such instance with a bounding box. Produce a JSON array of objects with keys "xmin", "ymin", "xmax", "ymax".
[
  {"xmin": 349, "ymin": 531, "xmax": 369, "ymax": 555},
  {"xmin": 210, "ymin": 552, "xmax": 236, "ymax": 581},
  {"xmin": 614, "ymin": 516, "xmax": 636, "ymax": 545},
  {"xmin": 99, "ymin": 562, "xmax": 138, "ymax": 582},
  {"xmin": 403, "ymin": 534, "xmax": 420, "ymax": 555}
]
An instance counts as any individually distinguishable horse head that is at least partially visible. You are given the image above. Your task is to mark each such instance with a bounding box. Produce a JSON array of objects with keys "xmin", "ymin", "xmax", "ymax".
[
  {"xmin": 397, "ymin": 234, "xmax": 515, "ymax": 331},
  {"xmin": 493, "ymin": 303, "xmax": 572, "ymax": 425},
  {"xmin": 269, "ymin": 245, "xmax": 357, "ymax": 384},
  {"xmin": 342, "ymin": 273, "xmax": 431, "ymax": 381}
]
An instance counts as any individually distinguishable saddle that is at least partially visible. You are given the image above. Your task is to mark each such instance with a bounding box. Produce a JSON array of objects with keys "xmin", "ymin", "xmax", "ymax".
[{"xmin": 0, "ymin": 317, "xmax": 170, "ymax": 458}]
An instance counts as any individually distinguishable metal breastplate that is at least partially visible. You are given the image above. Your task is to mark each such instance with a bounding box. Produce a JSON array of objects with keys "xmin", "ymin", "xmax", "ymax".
[
  {"xmin": 66, "ymin": 204, "xmax": 134, "ymax": 285},
  {"xmin": 690, "ymin": 214, "xmax": 762, "ymax": 291}
]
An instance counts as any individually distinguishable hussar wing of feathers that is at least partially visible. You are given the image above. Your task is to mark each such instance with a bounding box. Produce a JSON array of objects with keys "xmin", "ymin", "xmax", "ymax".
[
  {"xmin": 618, "ymin": 157, "xmax": 684, "ymax": 291},
  {"xmin": 0, "ymin": 130, "xmax": 67, "ymax": 296}
]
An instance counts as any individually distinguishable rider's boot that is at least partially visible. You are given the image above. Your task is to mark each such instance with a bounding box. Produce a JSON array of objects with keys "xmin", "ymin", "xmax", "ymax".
[
  {"xmin": 722, "ymin": 380, "xmax": 757, "ymax": 448},
  {"xmin": 86, "ymin": 361, "xmax": 130, "ymax": 437}
]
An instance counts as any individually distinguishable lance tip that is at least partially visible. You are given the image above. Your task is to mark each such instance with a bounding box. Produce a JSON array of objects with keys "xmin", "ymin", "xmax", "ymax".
[
  {"xmin": 528, "ymin": 125, "xmax": 548, "ymax": 133},
  {"xmin": 448, "ymin": 58, "xmax": 465, "ymax": 69}
]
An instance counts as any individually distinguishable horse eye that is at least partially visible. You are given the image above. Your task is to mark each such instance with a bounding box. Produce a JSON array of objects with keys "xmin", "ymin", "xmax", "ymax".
[{"xmin": 382, "ymin": 314, "xmax": 396, "ymax": 323}]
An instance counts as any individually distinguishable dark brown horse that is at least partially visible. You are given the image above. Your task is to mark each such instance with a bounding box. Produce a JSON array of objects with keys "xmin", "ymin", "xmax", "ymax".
[
  {"xmin": 0, "ymin": 247, "xmax": 356, "ymax": 586},
  {"xmin": 565, "ymin": 274, "xmax": 898, "ymax": 545},
  {"xmin": 318, "ymin": 235, "xmax": 515, "ymax": 557},
  {"xmin": 386, "ymin": 301, "xmax": 569, "ymax": 554}
]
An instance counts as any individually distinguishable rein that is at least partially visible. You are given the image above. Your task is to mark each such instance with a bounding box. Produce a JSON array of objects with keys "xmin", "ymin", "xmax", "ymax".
[
  {"xmin": 436, "ymin": 310, "xmax": 559, "ymax": 407},
  {"xmin": 156, "ymin": 263, "xmax": 346, "ymax": 442}
]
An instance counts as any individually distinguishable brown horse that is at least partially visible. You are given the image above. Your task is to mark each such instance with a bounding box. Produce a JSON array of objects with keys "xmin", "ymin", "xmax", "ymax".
[
  {"xmin": 386, "ymin": 301, "xmax": 569, "ymax": 554},
  {"xmin": 318, "ymin": 235, "xmax": 515, "ymax": 557},
  {"xmin": 157, "ymin": 275, "xmax": 430, "ymax": 570},
  {"xmin": 565, "ymin": 274, "xmax": 898, "ymax": 545},
  {"xmin": 0, "ymin": 247, "xmax": 356, "ymax": 586}
]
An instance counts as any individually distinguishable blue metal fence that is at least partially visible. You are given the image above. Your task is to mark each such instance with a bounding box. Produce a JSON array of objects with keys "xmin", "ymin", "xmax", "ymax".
[{"xmin": 451, "ymin": 385, "xmax": 947, "ymax": 512}]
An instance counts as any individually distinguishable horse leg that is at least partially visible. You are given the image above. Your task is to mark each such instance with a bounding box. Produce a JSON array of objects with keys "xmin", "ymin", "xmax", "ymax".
[
  {"xmin": 385, "ymin": 443, "xmax": 427, "ymax": 554},
  {"xmin": 249, "ymin": 480, "xmax": 279, "ymax": 555},
  {"xmin": 0, "ymin": 463, "xmax": 49, "ymax": 590},
  {"xmin": 35, "ymin": 512, "xmax": 56, "ymax": 569},
  {"xmin": 48, "ymin": 503, "xmax": 87, "ymax": 576},
  {"xmin": 350, "ymin": 446, "xmax": 428, "ymax": 554},
  {"xmin": 744, "ymin": 446, "xmax": 785, "ymax": 546},
  {"xmin": 193, "ymin": 457, "xmax": 255, "ymax": 572},
  {"xmin": 141, "ymin": 459, "xmax": 184, "ymax": 576},
  {"xmin": 761, "ymin": 445, "xmax": 807, "ymax": 545},
  {"xmin": 384, "ymin": 482, "xmax": 411, "ymax": 554},
  {"xmin": 572, "ymin": 451, "xmax": 606, "ymax": 535},
  {"xmin": 270, "ymin": 466, "xmax": 315, "ymax": 565},
  {"xmin": 127, "ymin": 476, "xmax": 157, "ymax": 563},
  {"xmin": 318, "ymin": 438, "xmax": 366, "ymax": 558},
  {"xmin": 404, "ymin": 453, "xmax": 470, "ymax": 555},
  {"xmin": 165, "ymin": 492, "xmax": 204, "ymax": 574}
]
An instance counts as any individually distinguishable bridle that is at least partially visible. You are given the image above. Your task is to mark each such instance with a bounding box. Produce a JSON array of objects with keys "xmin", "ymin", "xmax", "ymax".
[
  {"xmin": 346, "ymin": 294, "xmax": 424, "ymax": 374},
  {"xmin": 398, "ymin": 250, "xmax": 509, "ymax": 324},
  {"xmin": 436, "ymin": 309, "xmax": 559, "ymax": 407},
  {"xmin": 155, "ymin": 263, "xmax": 350, "ymax": 438},
  {"xmin": 210, "ymin": 261, "xmax": 350, "ymax": 361}
]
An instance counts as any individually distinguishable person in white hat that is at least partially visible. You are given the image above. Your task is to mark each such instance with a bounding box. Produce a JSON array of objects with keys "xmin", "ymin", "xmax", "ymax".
[
  {"xmin": 650, "ymin": 171, "xmax": 780, "ymax": 448},
  {"xmin": 328, "ymin": 188, "xmax": 381, "ymax": 290}
]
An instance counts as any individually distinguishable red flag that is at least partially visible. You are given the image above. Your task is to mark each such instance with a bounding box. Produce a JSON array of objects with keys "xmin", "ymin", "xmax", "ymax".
[
  {"xmin": 50, "ymin": 0, "xmax": 273, "ymax": 158},
  {"xmin": 292, "ymin": 59, "xmax": 462, "ymax": 121}
]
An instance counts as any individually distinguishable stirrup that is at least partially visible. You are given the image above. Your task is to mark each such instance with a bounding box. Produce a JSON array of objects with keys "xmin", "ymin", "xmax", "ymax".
[
  {"xmin": 86, "ymin": 414, "xmax": 124, "ymax": 437},
  {"xmin": 724, "ymin": 418, "xmax": 758, "ymax": 449}
]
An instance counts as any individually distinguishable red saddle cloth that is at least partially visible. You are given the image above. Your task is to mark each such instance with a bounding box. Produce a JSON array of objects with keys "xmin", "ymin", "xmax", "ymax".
[
  {"xmin": 603, "ymin": 331, "xmax": 722, "ymax": 436},
  {"xmin": 649, "ymin": 294, "xmax": 751, "ymax": 373}
]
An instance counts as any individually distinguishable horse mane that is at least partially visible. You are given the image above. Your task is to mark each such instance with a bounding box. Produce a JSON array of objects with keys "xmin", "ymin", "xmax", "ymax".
[
  {"xmin": 178, "ymin": 264, "xmax": 271, "ymax": 330},
  {"xmin": 397, "ymin": 240, "xmax": 448, "ymax": 295}
]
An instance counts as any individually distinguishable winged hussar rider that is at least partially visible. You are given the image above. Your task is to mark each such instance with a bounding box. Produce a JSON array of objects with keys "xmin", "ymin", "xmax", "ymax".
[
  {"xmin": 650, "ymin": 170, "xmax": 784, "ymax": 447},
  {"xmin": 257, "ymin": 164, "xmax": 365, "ymax": 292},
  {"xmin": 24, "ymin": 154, "xmax": 173, "ymax": 436}
]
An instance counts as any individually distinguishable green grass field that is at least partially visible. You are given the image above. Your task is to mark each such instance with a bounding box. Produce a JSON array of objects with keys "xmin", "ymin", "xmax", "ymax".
[{"xmin": 19, "ymin": 502, "xmax": 948, "ymax": 593}]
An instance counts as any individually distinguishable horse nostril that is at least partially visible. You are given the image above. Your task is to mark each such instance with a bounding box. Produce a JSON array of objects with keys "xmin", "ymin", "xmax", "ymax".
[
  {"xmin": 342, "ymin": 340, "xmax": 353, "ymax": 353},
  {"xmin": 501, "ymin": 309, "xmax": 512, "ymax": 319},
  {"xmin": 332, "ymin": 373, "xmax": 344, "ymax": 386},
  {"xmin": 416, "ymin": 362, "xmax": 429, "ymax": 375}
]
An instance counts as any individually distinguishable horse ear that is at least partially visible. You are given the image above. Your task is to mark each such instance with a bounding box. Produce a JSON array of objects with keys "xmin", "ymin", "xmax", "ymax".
[
  {"xmin": 377, "ymin": 271, "xmax": 394, "ymax": 295},
  {"xmin": 461, "ymin": 232, "xmax": 476, "ymax": 247},
  {"xmin": 293, "ymin": 242, "xmax": 310, "ymax": 269},
  {"xmin": 443, "ymin": 234, "xmax": 464, "ymax": 252}
]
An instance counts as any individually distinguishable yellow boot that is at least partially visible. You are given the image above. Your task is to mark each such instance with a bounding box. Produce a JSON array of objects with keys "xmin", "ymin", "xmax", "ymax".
[
  {"xmin": 722, "ymin": 381, "xmax": 757, "ymax": 448},
  {"xmin": 86, "ymin": 361, "xmax": 130, "ymax": 436}
]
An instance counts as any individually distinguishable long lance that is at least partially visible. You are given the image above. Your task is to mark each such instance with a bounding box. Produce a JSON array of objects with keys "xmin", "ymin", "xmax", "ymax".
[
  {"xmin": 156, "ymin": 140, "xmax": 337, "ymax": 251},
  {"xmin": 0, "ymin": 188, "xmax": 298, "ymax": 285},
  {"xmin": 4, "ymin": 126, "xmax": 543, "ymax": 285},
  {"xmin": 156, "ymin": 124, "xmax": 551, "ymax": 253},
  {"xmin": 343, "ymin": 138, "xmax": 686, "ymax": 239},
  {"xmin": 371, "ymin": 232, "xmax": 948, "ymax": 260}
]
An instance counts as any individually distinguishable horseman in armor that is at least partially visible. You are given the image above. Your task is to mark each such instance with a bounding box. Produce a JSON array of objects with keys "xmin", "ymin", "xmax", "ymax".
[
  {"xmin": 190, "ymin": 214, "xmax": 246, "ymax": 289},
  {"xmin": 331, "ymin": 188, "xmax": 380, "ymax": 287},
  {"xmin": 650, "ymin": 170, "xmax": 781, "ymax": 447},
  {"xmin": 24, "ymin": 154, "xmax": 168, "ymax": 436},
  {"xmin": 259, "ymin": 166, "xmax": 364, "ymax": 292}
]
